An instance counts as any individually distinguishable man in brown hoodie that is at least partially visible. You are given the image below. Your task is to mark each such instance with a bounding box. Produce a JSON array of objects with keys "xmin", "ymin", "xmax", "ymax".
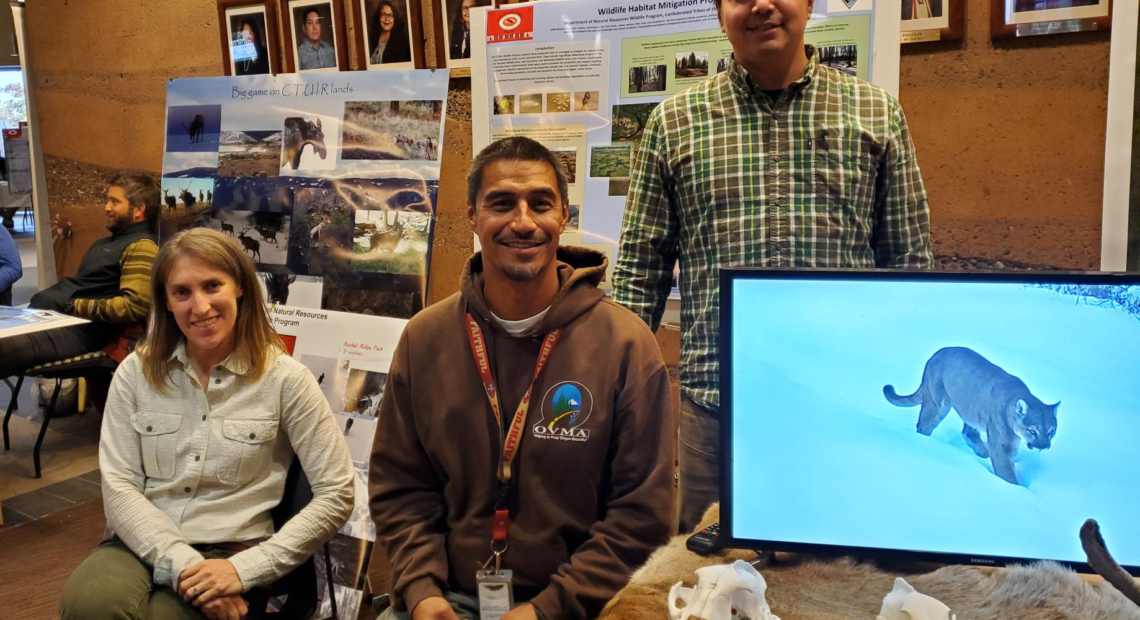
[{"xmin": 370, "ymin": 137, "xmax": 676, "ymax": 620}]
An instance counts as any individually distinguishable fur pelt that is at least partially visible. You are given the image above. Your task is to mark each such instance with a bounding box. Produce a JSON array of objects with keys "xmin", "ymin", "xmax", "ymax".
[{"xmin": 600, "ymin": 505, "xmax": 1140, "ymax": 620}]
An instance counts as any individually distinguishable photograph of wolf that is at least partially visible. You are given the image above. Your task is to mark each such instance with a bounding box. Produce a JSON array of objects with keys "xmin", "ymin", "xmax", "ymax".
[{"xmin": 729, "ymin": 279, "xmax": 1140, "ymax": 568}]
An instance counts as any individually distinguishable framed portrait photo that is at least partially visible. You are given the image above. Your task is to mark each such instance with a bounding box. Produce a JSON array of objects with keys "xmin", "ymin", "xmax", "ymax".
[
  {"xmin": 217, "ymin": 0, "xmax": 281, "ymax": 76},
  {"xmin": 992, "ymin": 0, "xmax": 1111, "ymax": 38},
  {"xmin": 437, "ymin": 0, "xmax": 493, "ymax": 70},
  {"xmin": 901, "ymin": 0, "xmax": 964, "ymax": 43},
  {"xmin": 279, "ymin": 0, "xmax": 349, "ymax": 72},
  {"xmin": 351, "ymin": 0, "xmax": 425, "ymax": 70}
]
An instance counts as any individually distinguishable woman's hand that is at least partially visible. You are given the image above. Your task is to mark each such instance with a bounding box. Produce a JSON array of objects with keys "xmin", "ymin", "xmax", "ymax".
[
  {"xmin": 200, "ymin": 594, "xmax": 249, "ymax": 620},
  {"xmin": 178, "ymin": 559, "xmax": 245, "ymax": 606}
]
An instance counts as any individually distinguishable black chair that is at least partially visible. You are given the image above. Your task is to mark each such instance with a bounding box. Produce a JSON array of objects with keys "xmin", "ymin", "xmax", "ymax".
[
  {"xmin": 2, "ymin": 351, "xmax": 118, "ymax": 478},
  {"xmin": 266, "ymin": 457, "xmax": 338, "ymax": 619}
]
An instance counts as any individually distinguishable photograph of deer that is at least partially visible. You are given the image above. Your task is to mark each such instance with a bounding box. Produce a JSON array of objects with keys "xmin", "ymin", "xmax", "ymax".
[
  {"xmin": 340, "ymin": 100, "xmax": 443, "ymax": 161},
  {"xmin": 259, "ymin": 271, "xmax": 324, "ymax": 308},
  {"xmin": 165, "ymin": 104, "xmax": 222, "ymax": 152}
]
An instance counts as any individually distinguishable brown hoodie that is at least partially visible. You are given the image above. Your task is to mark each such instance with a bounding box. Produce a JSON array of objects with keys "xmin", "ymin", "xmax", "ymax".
[{"xmin": 370, "ymin": 247, "xmax": 675, "ymax": 620}]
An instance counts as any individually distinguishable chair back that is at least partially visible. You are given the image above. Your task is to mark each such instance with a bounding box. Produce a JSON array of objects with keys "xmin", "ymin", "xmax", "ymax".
[{"xmin": 267, "ymin": 457, "xmax": 319, "ymax": 619}]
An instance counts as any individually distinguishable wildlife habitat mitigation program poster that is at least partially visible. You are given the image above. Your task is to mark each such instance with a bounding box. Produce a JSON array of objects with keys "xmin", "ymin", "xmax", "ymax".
[
  {"xmin": 161, "ymin": 70, "xmax": 449, "ymax": 319},
  {"xmin": 270, "ymin": 307, "xmax": 405, "ymax": 620},
  {"xmin": 471, "ymin": 0, "xmax": 897, "ymax": 288}
]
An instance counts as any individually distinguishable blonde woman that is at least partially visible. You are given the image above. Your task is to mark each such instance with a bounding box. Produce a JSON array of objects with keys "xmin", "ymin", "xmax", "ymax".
[{"xmin": 61, "ymin": 228, "xmax": 354, "ymax": 620}]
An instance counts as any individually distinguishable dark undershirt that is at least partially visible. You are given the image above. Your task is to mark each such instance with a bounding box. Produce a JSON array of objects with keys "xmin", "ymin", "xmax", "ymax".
[{"xmin": 762, "ymin": 89, "xmax": 785, "ymax": 102}]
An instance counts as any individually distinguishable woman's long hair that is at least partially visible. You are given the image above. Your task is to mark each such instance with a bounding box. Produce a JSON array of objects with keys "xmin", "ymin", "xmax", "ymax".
[{"xmin": 138, "ymin": 228, "xmax": 283, "ymax": 392}]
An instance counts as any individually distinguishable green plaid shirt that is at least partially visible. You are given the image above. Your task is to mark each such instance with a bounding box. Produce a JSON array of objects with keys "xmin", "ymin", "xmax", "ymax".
[{"xmin": 613, "ymin": 47, "xmax": 932, "ymax": 411}]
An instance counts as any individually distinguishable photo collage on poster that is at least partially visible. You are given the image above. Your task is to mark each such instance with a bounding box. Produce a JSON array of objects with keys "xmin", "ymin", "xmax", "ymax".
[{"xmin": 161, "ymin": 70, "xmax": 448, "ymax": 319}]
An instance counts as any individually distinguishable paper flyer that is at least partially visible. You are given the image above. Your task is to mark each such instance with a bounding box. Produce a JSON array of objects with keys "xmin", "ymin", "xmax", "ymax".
[{"xmin": 268, "ymin": 306, "xmax": 405, "ymax": 619}]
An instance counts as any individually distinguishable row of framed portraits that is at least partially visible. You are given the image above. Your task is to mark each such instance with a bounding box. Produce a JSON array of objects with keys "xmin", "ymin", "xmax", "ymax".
[
  {"xmin": 904, "ymin": 0, "xmax": 1112, "ymax": 43},
  {"xmin": 217, "ymin": 0, "xmax": 1115, "ymax": 75},
  {"xmin": 216, "ymin": 0, "xmax": 493, "ymax": 75}
]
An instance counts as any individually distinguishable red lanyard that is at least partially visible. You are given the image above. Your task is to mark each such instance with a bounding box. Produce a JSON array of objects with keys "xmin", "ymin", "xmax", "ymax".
[{"xmin": 465, "ymin": 312, "xmax": 561, "ymax": 548}]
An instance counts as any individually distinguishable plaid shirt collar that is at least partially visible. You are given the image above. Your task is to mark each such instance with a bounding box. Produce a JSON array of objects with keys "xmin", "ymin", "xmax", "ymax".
[{"xmin": 726, "ymin": 44, "xmax": 819, "ymax": 103}]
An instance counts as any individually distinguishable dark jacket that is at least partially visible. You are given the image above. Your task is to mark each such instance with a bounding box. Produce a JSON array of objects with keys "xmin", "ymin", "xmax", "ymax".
[
  {"xmin": 31, "ymin": 221, "xmax": 155, "ymax": 320},
  {"xmin": 370, "ymin": 247, "xmax": 676, "ymax": 620}
]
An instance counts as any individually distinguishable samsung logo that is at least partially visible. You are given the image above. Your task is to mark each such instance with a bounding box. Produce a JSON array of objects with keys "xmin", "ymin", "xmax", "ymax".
[{"xmin": 969, "ymin": 558, "xmax": 996, "ymax": 565}]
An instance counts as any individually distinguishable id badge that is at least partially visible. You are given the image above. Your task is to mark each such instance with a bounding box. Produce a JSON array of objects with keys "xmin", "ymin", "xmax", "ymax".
[{"xmin": 476, "ymin": 569, "xmax": 514, "ymax": 620}]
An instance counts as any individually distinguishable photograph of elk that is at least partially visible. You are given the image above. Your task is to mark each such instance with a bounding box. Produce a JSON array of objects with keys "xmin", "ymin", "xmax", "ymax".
[
  {"xmin": 280, "ymin": 114, "xmax": 339, "ymax": 173},
  {"xmin": 206, "ymin": 210, "xmax": 291, "ymax": 266},
  {"xmin": 286, "ymin": 184, "xmax": 353, "ymax": 278},
  {"xmin": 159, "ymin": 178, "xmax": 215, "ymax": 239},
  {"xmin": 218, "ymin": 130, "xmax": 282, "ymax": 177},
  {"xmin": 350, "ymin": 209, "xmax": 431, "ymax": 276},
  {"xmin": 259, "ymin": 272, "xmax": 324, "ymax": 308},
  {"xmin": 165, "ymin": 105, "xmax": 223, "ymax": 153},
  {"xmin": 340, "ymin": 100, "xmax": 442, "ymax": 161}
]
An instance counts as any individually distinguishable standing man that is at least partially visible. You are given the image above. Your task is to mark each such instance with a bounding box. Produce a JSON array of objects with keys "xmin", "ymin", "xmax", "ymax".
[
  {"xmin": 297, "ymin": 7, "xmax": 337, "ymax": 70},
  {"xmin": 614, "ymin": 0, "xmax": 932, "ymax": 533},
  {"xmin": 371, "ymin": 137, "xmax": 675, "ymax": 620},
  {"xmin": 0, "ymin": 174, "xmax": 159, "ymax": 377}
]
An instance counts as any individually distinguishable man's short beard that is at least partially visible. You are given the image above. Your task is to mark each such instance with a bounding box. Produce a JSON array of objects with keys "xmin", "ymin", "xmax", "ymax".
[
  {"xmin": 108, "ymin": 214, "xmax": 133, "ymax": 232},
  {"xmin": 500, "ymin": 263, "xmax": 543, "ymax": 281}
]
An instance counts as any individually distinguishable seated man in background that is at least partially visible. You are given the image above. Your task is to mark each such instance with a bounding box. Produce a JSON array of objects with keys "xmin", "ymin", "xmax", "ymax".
[
  {"xmin": 0, "ymin": 174, "xmax": 159, "ymax": 377},
  {"xmin": 371, "ymin": 137, "xmax": 676, "ymax": 620},
  {"xmin": 0, "ymin": 224, "xmax": 22, "ymax": 305}
]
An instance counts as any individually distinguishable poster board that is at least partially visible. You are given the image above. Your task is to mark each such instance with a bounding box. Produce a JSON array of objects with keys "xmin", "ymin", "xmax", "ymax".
[
  {"xmin": 3, "ymin": 124, "xmax": 31, "ymax": 195},
  {"xmin": 269, "ymin": 306, "xmax": 406, "ymax": 619},
  {"xmin": 1099, "ymin": 0, "xmax": 1137, "ymax": 271},
  {"xmin": 160, "ymin": 70, "xmax": 449, "ymax": 319},
  {"xmin": 470, "ymin": 0, "xmax": 900, "ymax": 288}
]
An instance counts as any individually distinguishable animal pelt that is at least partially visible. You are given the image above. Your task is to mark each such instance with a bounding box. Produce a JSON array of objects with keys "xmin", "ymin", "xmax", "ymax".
[{"xmin": 600, "ymin": 505, "xmax": 1140, "ymax": 620}]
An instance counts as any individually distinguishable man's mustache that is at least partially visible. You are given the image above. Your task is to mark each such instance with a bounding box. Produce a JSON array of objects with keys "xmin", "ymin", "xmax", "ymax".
[{"xmin": 494, "ymin": 231, "xmax": 551, "ymax": 244}]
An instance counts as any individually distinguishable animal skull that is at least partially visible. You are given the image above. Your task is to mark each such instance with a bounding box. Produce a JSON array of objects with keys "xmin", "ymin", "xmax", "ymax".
[
  {"xmin": 668, "ymin": 560, "xmax": 779, "ymax": 620},
  {"xmin": 877, "ymin": 578, "xmax": 955, "ymax": 620}
]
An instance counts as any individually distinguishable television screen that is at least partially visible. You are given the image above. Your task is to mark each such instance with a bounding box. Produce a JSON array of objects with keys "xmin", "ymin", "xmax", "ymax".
[{"xmin": 721, "ymin": 269, "xmax": 1140, "ymax": 573}]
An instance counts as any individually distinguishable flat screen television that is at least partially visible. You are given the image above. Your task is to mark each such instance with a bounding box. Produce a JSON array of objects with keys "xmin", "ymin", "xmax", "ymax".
[{"xmin": 719, "ymin": 268, "xmax": 1140, "ymax": 575}]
